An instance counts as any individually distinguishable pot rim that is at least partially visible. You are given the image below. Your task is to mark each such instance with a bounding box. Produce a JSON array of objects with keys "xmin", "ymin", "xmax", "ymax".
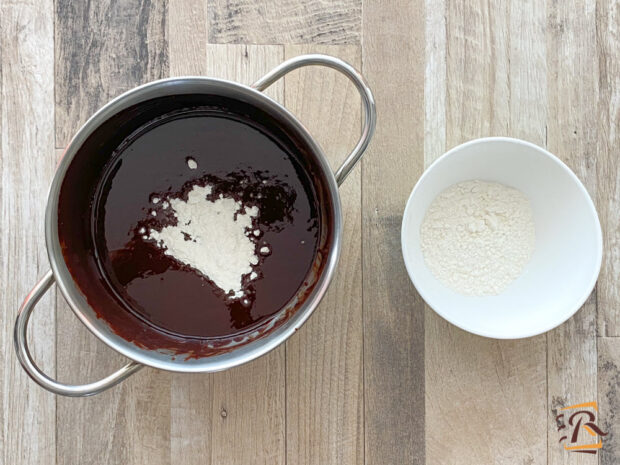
[{"xmin": 45, "ymin": 76, "xmax": 343, "ymax": 373}]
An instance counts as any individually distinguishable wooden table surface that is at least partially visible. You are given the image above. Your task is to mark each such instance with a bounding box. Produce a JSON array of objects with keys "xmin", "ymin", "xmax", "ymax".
[{"xmin": 1, "ymin": 0, "xmax": 619, "ymax": 464}]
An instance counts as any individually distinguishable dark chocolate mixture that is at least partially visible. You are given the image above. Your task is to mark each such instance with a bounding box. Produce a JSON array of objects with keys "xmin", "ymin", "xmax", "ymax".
[{"xmin": 88, "ymin": 109, "xmax": 320, "ymax": 339}]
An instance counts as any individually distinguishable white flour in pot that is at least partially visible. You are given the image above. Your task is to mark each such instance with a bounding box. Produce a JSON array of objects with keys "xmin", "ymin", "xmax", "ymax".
[
  {"xmin": 420, "ymin": 180, "xmax": 535, "ymax": 296},
  {"xmin": 148, "ymin": 184, "xmax": 261, "ymax": 298}
]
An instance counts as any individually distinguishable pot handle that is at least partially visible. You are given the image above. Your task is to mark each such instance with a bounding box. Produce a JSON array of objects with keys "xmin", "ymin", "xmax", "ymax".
[
  {"xmin": 252, "ymin": 54, "xmax": 376, "ymax": 186},
  {"xmin": 14, "ymin": 270, "xmax": 143, "ymax": 397}
]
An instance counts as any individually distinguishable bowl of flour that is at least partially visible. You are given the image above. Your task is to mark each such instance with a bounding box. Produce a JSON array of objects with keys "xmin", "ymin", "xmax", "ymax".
[{"xmin": 401, "ymin": 137, "xmax": 602, "ymax": 339}]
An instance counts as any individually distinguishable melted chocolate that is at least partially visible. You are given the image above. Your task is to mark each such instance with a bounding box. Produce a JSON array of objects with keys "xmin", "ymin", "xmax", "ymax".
[
  {"xmin": 57, "ymin": 94, "xmax": 334, "ymax": 354},
  {"xmin": 94, "ymin": 110, "xmax": 318, "ymax": 338}
]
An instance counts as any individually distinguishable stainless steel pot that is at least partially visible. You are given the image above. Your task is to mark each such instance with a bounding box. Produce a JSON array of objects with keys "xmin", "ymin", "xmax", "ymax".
[{"xmin": 14, "ymin": 54, "xmax": 375, "ymax": 397}]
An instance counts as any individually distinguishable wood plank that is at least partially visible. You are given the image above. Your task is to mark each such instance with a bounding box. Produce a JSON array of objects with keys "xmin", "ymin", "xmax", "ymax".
[
  {"xmin": 425, "ymin": 1, "xmax": 548, "ymax": 463},
  {"xmin": 595, "ymin": 0, "xmax": 620, "ymax": 336},
  {"xmin": 546, "ymin": 0, "xmax": 599, "ymax": 464},
  {"xmin": 54, "ymin": 2, "xmax": 172, "ymax": 463},
  {"xmin": 168, "ymin": 0, "xmax": 207, "ymax": 77},
  {"xmin": 0, "ymin": 1, "xmax": 56, "ymax": 464},
  {"xmin": 54, "ymin": 0, "xmax": 168, "ymax": 148},
  {"xmin": 283, "ymin": 44, "xmax": 363, "ymax": 465},
  {"xmin": 170, "ymin": 374, "xmax": 213, "ymax": 465},
  {"xmin": 205, "ymin": 44, "xmax": 286, "ymax": 465},
  {"xmin": 361, "ymin": 1, "xmax": 425, "ymax": 464},
  {"xmin": 424, "ymin": 0, "xmax": 446, "ymax": 165},
  {"xmin": 208, "ymin": 0, "xmax": 360, "ymax": 45},
  {"xmin": 167, "ymin": 6, "xmax": 213, "ymax": 465},
  {"xmin": 444, "ymin": 0, "xmax": 510, "ymax": 139},
  {"xmin": 508, "ymin": 0, "xmax": 548, "ymax": 143},
  {"xmin": 598, "ymin": 337, "xmax": 620, "ymax": 464}
]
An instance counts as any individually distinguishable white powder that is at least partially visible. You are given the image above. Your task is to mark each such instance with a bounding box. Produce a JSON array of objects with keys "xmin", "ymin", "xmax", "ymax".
[
  {"xmin": 148, "ymin": 184, "xmax": 262, "ymax": 297},
  {"xmin": 420, "ymin": 180, "xmax": 535, "ymax": 296},
  {"xmin": 187, "ymin": 157, "xmax": 198, "ymax": 170}
]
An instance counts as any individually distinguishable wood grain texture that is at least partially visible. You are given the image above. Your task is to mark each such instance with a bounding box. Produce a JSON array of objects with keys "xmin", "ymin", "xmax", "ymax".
[
  {"xmin": 444, "ymin": 0, "xmax": 509, "ymax": 139},
  {"xmin": 595, "ymin": 0, "xmax": 620, "ymax": 336},
  {"xmin": 170, "ymin": 374, "xmax": 213, "ymax": 465},
  {"xmin": 508, "ymin": 0, "xmax": 548, "ymax": 143},
  {"xmin": 54, "ymin": 1, "xmax": 173, "ymax": 462},
  {"xmin": 283, "ymin": 44, "xmax": 363, "ymax": 465},
  {"xmin": 426, "ymin": 1, "xmax": 548, "ymax": 463},
  {"xmin": 424, "ymin": 0, "xmax": 446, "ymax": 165},
  {"xmin": 208, "ymin": 0, "xmax": 361, "ymax": 45},
  {"xmin": 426, "ymin": 330, "xmax": 547, "ymax": 464},
  {"xmin": 168, "ymin": 6, "xmax": 213, "ymax": 465},
  {"xmin": 168, "ymin": 0, "xmax": 207, "ymax": 77},
  {"xmin": 546, "ymin": 1, "xmax": 599, "ymax": 464},
  {"xmin": 54, "ymin": 0, "xmax": 168, "ymax": 148},
  {"xmin": 205, "ymin": 45, "xmax": 286, "ymax": 465},
  {"xmin": 0, "ymin": 1, "xmax": 56, "ymax": 464},
  {"xmin": 361, "ymin": 1, "xmax": 425, "ymax": 464},
  {"xmin": 598, "ymin": 337, "xmax": 620, "ymax": 464}
]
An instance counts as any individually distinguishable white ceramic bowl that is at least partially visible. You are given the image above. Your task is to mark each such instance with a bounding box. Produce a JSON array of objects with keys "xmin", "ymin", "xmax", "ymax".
[{"xmin": 401, "ymin": 137, "xmax": 602, "ymax": 339}]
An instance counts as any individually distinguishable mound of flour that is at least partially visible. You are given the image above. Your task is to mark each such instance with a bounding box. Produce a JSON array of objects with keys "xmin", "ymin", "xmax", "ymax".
[
  {"xmin": 148, "ymin": 184, "xmax": 260, "ymax": 298},
  {"xmin": 420, "ymin": 180, "xmax": 535, "ymax": 296}
]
